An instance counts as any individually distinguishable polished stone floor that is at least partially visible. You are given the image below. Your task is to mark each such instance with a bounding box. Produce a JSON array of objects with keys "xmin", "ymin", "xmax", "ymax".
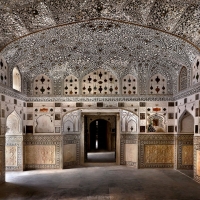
[{"xmin": 0, "ymin": 166, "xmax": 200, "ymax": 200}]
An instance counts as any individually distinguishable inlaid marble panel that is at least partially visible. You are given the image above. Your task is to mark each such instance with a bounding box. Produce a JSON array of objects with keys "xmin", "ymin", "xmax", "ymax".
[
  {"xmin": 25, "ymin": 145, "xmax": 55, "ymax": 165},
  {"xmin": 5, "ymin": 146, "xmax": 17, "ymax": 166},
  {"xmin": 144, "ymin": 145, "xmax": 174, "ymax": 164},
  {"xmin": 63, "ymin": 144, "xmax": 76, "ymax": 162},
  {"xmin": 125, "ymin": 144, "xmax": 137, "ymax": 163},
  {"xmin": 182, "ymin": 145, "xmax": 193, "ymax": 165}
]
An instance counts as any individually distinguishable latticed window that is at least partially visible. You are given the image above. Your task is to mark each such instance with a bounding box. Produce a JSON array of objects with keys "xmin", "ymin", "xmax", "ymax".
[
  {"xmin": 0, "ymin": 56, "xmax": 7, "ymax": 86},
  {"xmin": 179, "ymin": 66, "xmax": 187, "ymax": 91},
  {"xmin": 34, "ymin": 74, "xmax": 52, "ymax": 95},
  {"xmin": 81, "ymin": 69, "xmax": 119, "ymax": 95},
  {"xmin": 122, "ymin": 74, "xmax": 137, "ymax": 95},
  {"xmin": 192, "ymin": 56, "xmax": 200, "ymax": 85},
  {"xmin": 149, "ymin": 74, "xmax": 167, "ymax": 94},
  {"xmin": 64, "ymin": 75, "xmax": 79, "ymax": 95}
]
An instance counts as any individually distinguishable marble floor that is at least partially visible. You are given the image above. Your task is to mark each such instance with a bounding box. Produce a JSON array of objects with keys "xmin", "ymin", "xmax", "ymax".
[
  {"xmin": 0, "ymin": 166, "xmax": 200, "ymax": 200},
  {"xmin": 86, "ymin": 152, "xmax": 115, "ymax": 162}
]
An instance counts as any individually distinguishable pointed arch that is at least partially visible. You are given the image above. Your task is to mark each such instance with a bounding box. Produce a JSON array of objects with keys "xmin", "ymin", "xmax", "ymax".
[
  {"xmin": 178, "ymin": 110, "xmax": 194, "ymax": 133},
  {"xmin": 6, "ymin": 110, "xmax": 22, "ymax": 135},
  {"xmin": 12, "ymin": 67, "xmax": 21, "ymax": 92},
  {"xmin": 179, "ymin": 66, "xmax": 187, "ymax": 91}
]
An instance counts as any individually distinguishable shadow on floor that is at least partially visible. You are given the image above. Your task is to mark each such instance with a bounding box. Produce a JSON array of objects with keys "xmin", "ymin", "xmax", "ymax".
[{"xmin": 86, "ymin": 151, "xmax": 116, "ymax": 162}]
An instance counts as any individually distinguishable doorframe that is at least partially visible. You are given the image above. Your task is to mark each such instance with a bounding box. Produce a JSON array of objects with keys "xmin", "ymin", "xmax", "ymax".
[{"xmin": 80, "ymin": 109, "xmax": 120, "ymax": 165}]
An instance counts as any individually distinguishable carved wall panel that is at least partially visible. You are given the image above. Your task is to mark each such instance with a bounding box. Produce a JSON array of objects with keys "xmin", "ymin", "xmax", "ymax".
[
  {"xmin": 25, "ymin": 145, "xmax": 55, "ymax": 165},
  {"xmin": 0, "ymin": 136, "xmax": 5, "ymax": 183},
  {"xmin": 176, "ymin": 134, "xmax": 193, "ymax": 169},
  {"xmin": 5, "ymin": 136, "xmax": 23, "ymax": 171},
  {"xmin": 5, "ymin": 146, "xmax": 17, "ymax": 166},
  {"xmin": 120, "ymin": 134, "xmax": 138, "ymax": 167},
  {"xmin": 24, "ymin": 135, "xmax": 62, "ymax": 169},
  {"xmin": 63, "ymin": 144, "xmax": 76, "ymax": 162},
  {"xmin": 194, "ymin": 137, "xmax": 200, "ymax": 183},
  {"xmin": 182, "ymin": 145, "xmax": 193, "ymax": 165},
  {"xmin": 144, "ymin": 145, "xmax": 174, "ymax": 164},
  {"xmin": 82, "ymin": 69, "xmax": 119, "ymax": 95},
  {"xmin": 139, "ymin": 134, "xmax": 174, "ymax": 168},
  {"xmin": 63, "ymin": 134, "xmax": 80, "ymax": 168}
]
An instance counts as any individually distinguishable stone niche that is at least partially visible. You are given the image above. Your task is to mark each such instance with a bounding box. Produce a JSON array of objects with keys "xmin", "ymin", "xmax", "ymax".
[{"xmin": 35, "ymin": 114, "xmax": 54, "ymax": 133}]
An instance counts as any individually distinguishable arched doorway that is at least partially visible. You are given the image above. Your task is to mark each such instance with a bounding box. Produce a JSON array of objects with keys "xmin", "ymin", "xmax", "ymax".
[
  {"xmin": 85, "ymin": 117, "xmax": 116, "ymax": 163},
  {"xmin": 177, "ymin": 110, "xmax": 194, "ymax": 177},
  {"xmin": 5, "ymin": 111, "xmax": 23, "ymax": 171}
]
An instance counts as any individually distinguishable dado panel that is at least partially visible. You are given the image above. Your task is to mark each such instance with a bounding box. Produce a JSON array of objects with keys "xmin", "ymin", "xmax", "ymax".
[
  {"xmin": 139, "ymin": 135, "xmax": 175, "ymax": 168},
  {"xmin": 24, "ymin": 135, "xmax": 62, "ymax": 169}
]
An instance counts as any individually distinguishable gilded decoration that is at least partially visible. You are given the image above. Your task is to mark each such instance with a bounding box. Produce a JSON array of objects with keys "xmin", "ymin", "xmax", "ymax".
[
  {"xmin": 25, "ymin": 145, "xmax": 55, "ymax": 165},
  {"xmin": 144, "ymin": 145, "xmax": 174, "ymax": 164}
]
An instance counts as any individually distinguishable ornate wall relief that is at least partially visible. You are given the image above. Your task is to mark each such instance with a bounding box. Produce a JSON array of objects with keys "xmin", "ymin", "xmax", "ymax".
[
  {"xmin": 12, "ymin": 67, "xmax": 21, "ymax": 92},
  {"xmin": 149, "ymin": 74, "xmax": 167, "ymax": 94},
  {"xmin": 82, "ymin": 69, "xmax": 119, "ymax": 95},
  {"xmin": 139, "ymin": 134, "xmax": 174, "ymax": 168},
  {"xmin": 35, "ymin": 114, "xmax": 54, "ymax": 133},
  {"xmin": 182, "ymin": 145, "xmax": 193, "ymax": 165},
  {"xmin": 122, "ymin": 74, "xmax": 137, "ymax": 95},
  {"xmin": 144, "ymin": 145, "xmax": 174, "ymax": 164},
  {"xmin": 121, "ymin": 110, "xmax": 138, "ymax": 133},
  {"xmin": 25, "ymin": 145, "xmax": 55, "ymax": 164},
  {"xmin": 64, "ymin": 75, "xmax": 79, "ymax": 95},
  {"xmin": 5, "ymin": 146, "xmax": 17, "ymax": 166},
  {"xmin": 24, "ymin": 135, "xmax": 62, "ymax": 169},
  {"xmin": 33, "ymin": 74, "xmax": 52, "ymax": 95},
  {"xmin": 192, "ymin": 55, "xmax": 200, "ymax": 85},
  {"xmin": 62, "ymin": 110, "xmax": 81, "ymax": 133},
  {"xmin": 0, "ymin": 56, "xmax": 8, "ymax": 86},
  {"xmin": 147, "ymin": 114, "xmax": 166, "ymax": 132},
  {"xmin": 0, "ymin": 136, "xmax": 5, "ymax": 183},
  {"xmin": 193, "ymin": 137, "xmax": 200, "ymax": 182},
  {"xmin": 120, "ymin": 134, "xmax": 138, "ymax": 167},
  {"xmin": 6, "ymin": 110, "xmax": 22, "ymax": 135},
  {"xmin": 5, "ymin": 136, "xmax": 23, "ymax": 171},
  {"xmin": 63, "ymin": 134, "xmax": 80, "ymax": 168}
]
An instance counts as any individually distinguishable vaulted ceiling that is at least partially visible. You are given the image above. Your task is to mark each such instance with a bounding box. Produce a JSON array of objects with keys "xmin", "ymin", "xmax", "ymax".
[{"xmin": 0, "ymin": 0, "xmax": 200, "ymax": 81}]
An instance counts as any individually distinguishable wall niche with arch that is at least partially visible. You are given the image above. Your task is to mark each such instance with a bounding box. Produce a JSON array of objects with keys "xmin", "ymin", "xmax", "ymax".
[
  {"xmin": 35, "ymin": 114, "xmax": 54, "ymax": 133},
  {"xmin": 147, "ymin": 114, "xmax": 166, "ymax": 132},
  {"xmin": 5, "ymin": 110, "xmax": 23, "ymax": 171},
  {"xmin": 13, "ymin": 67, "xmax": 21, "ymax": 92},
  {"xmin": 121, "ymin": 110, "xmax": 138, "ymax": 133},
  {"xmin": 62, "ymin": 110, "xmax": 81, "ymax": 133},
  {"xmin": 179, "ymin": 111, "xmax": 194, "ymax": 133}
]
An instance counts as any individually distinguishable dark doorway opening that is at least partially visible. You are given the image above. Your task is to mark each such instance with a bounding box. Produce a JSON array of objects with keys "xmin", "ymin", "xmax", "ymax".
[{"xmin": 85, "ymin": 118, "xmax": 116, "ymax": 163}]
